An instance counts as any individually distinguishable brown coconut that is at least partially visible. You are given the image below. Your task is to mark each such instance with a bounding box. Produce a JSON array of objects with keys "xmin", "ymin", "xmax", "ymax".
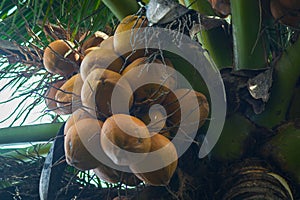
[
  {"xmin": 44, "ymin": 80, "xmax": 65, "ymax": 114},
  {"xmin": 80, "ymin": 31, "xmax": 109, "ymax": 54},
  {"xmin": 129, "ymin": 133, "xmax": 178, "ymax": 186},
  {"xmin": 121, "ymin": 57, "xmax": 176, "ymax": 106},
  {"xmin": 93, "ymin": 166, "xmax": 140, "ymax": 186},
  {"xmin": 83, "ymin": 46, "xmax": 102, "ymax": 56},
  {"xmin": 81, "ymin": 68, "xmax": 133, "ymax": 120},
  {"xmin": 92, "ymin": 164, "xmax": 122, "ymax": 184},
  {"xmin": 270, "ymin": 0, "xmax": 300, "ymax": 27},
  {"xmin": 137, "ymin": 108, "xmax": 170, "ymax": 137},
  {"xmin": 278, "ymin": 0, "xmax": 300, "ymax": 9},
  {"xmin": 64, "ymin": 118, "xmax": 103, "ymax": 170},
  {"xmin": 43, "ymin": 40, "xmax": 79, "ymax": 77},
  {"xmin": 100, "ymin": 114, "xmax": 151, "ymax": 166},
  {"xmin": 99, "ymin": 36, "xmax": 115, "ymax": 50},
  {"xmin": 55, "ymin": 73, "xmax": 83, "ymax": 115},
  {"xmin": 80, "ymin": 48, "xmax": 124, "ymax": 81},
  {"xmin": 64, "ymin": 108, "xmax": 96, "ymax": 135},
  {"xmin": 163, "ymin": 89, "xmax": 209, "ymax": 136},
  {"xmin": 113, "ymin": 15, "xmax": 149, "ymax": 62}
]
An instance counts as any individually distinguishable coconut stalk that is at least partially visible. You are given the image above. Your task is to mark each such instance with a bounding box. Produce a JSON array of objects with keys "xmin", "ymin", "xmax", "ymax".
[
  {"xmin": 230, "ymin": 0, "xmax": 266, "ymax": 70},
  {"xmin": 0, "ymin": 123, "xmax": 64, "ymax": 145},
  {"xmin": 184, "ymin": 0, "xmax": 233, "ymax": 69},
  {"xmin": 250, "ymin": 37, "xmax": 300, "ymax": 128},
  {"xmin": 102, "ymin": 0, "xmax": 140, "ymax": 21}
]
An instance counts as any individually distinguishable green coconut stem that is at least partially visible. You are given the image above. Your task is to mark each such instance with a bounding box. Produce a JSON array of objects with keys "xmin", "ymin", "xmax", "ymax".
[
  {"xmin": 230, "ymin": 0, "xmax": 266, "ymax": 70},
  {"xmin": 184, "ymin": 0, "xmax": 233, "ymax": 69},
  {"xmin": 0, "ymin": 123, "xmax": 64, "ymax": 145},
  {"xmin": 102, "ymin": 0, "xmax": 140, "ymax": 21},
  {"xmin": 251, "ymin": 37, "xmax": 300, "ymax": 129}
]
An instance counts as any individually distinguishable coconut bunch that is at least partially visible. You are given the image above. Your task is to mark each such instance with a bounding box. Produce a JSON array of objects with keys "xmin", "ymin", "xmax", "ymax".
[{"xmin": 41, "ymin": 14, "xmax": 210, "ymax": 186}]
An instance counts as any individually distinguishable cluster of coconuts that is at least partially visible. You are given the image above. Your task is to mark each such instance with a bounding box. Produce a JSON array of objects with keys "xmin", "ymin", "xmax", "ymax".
[
  {"xmin": 42, "ymin": 15, "xmax": 209, "ymax": 186},
  {"xmin": 270, "ymin": 0, "xmax": 300, "ymax": 27}
]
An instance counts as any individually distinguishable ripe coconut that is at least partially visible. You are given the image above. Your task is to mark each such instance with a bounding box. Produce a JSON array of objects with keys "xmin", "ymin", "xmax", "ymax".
[
  {"xmin": 64, "ymin": 118, "xmax": 103, "ymax": 170},
  {"xmin": 208, "ymin": 0, "xmax": 231, "ymax": 17},
  {"xmin": 93, "ymin": 164, "xmax": 121, "ymax": 183},
  {"xmin": 278, "ymin": 0, "xmax": 300, "ymax": 9},
  {"xmin": 43, "ymin": 39, "xmax": 79, "ymax": 77},
  {"xmin": 113, "ymin": 15, "xmax": 149, "ymax": 62},
  {"xmin": 83, "ymin": 46, "xmax": 102, "ymax": 56},
  {"xmin": 55, "ymin": 73, "xmax": 83, "ymax": 115},
  {"xmin": 64, "ymin": 108, "xmax": 96, "ymax": 135},
  {"xmin": 163, "ymin": 89, "xmax": 209, "ymax": 136},
  {"xmin": 136, "ymin": 107, "xmax": 170, "ymax": 137},
  {"xmin": 99, "ymin": 36, "xmax": 115, "ymax": 50},
  {"xmin": 270, "ymin": 0, "xmax": 300, "ymax": 27},
  {"xmin": 83, "ymin": 36, "xmax": 114, "ymax": 56},
  {"xmin": 44, "ymin": 80, "xmax": 65, "ymax": 114},
  {"xmin": 80, "ymin": 31, "xmax": 109, "ymax": 54},
  {"xmin": 80, "ymin": 48, "xmax": 124, "ymax": 80},
  {"xmin": 81, "ymin": 68, "xmax": 133, "ymax": 120},
  {"xmin": 129, "ymin": 133, "xmax": 178, "ymax": 186},
  {"xmin": 100, "ymin": 114, "xmax": 151, "ymax": 166},
  {"xmin": 93, "ymin": 166, "xmax": 140, "ymax": 186},
  {"xmin": 121, "ymin": 57, "xmax": 177, "ymax": 106}
]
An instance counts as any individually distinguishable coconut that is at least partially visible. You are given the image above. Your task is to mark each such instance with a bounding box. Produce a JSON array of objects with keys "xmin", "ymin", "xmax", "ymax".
[
  {"xmin": 44, "ymin": 80, "xmax": 65, "ymax": 114},
  {"xmin": 80, "ymin": 48, "xmax": 124, "ymax": 80},
  {"xmin": 278, "ymin": 0, "xmax": 300, "ymax": 9},
  {"xmin": 80, "ymin": 31, "xmax": 109, "ymax": 54},
  {"xmin": 113, "ymin": 15, "xmax": 149, "ymax": 63},
  {"xmin": 163, "ymin": 89, "xmax": 209, "ymax": 136},
  {"xmin": 43, "ymin": 39, "xmax": 79, "ymax": 77},
  {"xmin": 270, "ymin": 0, "xmax": 300, "ymax": 27},
  {"xmin": 83, "ymin": 46, "xmax": 102, "ymax": 56},
  {"xmin": 136, "ymin": 107, "xmax": 170, "ymax": 137},
  {"xmin": 55, "ymin": 73, "xmax": 83, "ymax": 115},
  {"xmin": 99, "ymin": 36, "xmax": 115, "ymax": 50},
  {"xmin": 100, "ymin": 114, "xmax": 151, "ymax": 166},
  {"xmin": 121, "ymin": 57, "xmax": 177, "ymax": 106},
  {"xmin": 208, "ymin": 0, "xmax": 231, "ymax": 17},
  {"xmin": 81, "ymin": 68, "xmax": 133, "ymax": 120},
  {"xmin": 129, "ymin": 133, "xmax": 178, "ymax": 186},
  {"xmin": 92, "ymin": 164, "xmax": 122, "ymax": 184},
  {"xmin": 64, "ymin": 108, "xmax": 96, "ymax": 135},
  {"xmin": 93, "ymin": 166, "xmax": 140, "ymax": 186},
  {"xmin": 64, "ymin": 118, "xmax": 103, "ymax": 170}
]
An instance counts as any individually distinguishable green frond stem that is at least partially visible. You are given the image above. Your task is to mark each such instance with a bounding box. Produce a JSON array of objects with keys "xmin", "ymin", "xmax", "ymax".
[
  {"xmin": 230, "ymin": 0, "xmax": 267, "ymax": 70},
  {"xmin": 0, "ymin": 122, "xmax": 64, "ymax": 145},
  {"xmin": 1, "ymin": 143, "xmax": 52, "ymax": 162},
  {"xmin": 250, "ymin": 37, "xmax": 300, "ymax": 129},
  {"xmin": 184, "ymin": 0, "xmax": 215, "ymax": 15},
  {"xmin": 184, "ymin": 0, "xmax": 233, "ymax": 69},
  {"xmin": 198, "ymin": 28, "xmax": 233, "ymax": 68},
  {"xmin": 102, "ymin": 0, "xmax": 139, "ymax": 21}
]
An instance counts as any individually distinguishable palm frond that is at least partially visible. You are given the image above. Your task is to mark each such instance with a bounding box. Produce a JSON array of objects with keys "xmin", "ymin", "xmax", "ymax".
[{"xmin": 0, "ymin": 0, "xmax": 116, "ymax": 127}]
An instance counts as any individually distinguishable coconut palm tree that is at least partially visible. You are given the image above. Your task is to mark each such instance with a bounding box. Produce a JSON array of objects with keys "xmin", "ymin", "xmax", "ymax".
[{"xmin": 0, "ymin": 0, "xmax": 300, "ymax": 199}]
